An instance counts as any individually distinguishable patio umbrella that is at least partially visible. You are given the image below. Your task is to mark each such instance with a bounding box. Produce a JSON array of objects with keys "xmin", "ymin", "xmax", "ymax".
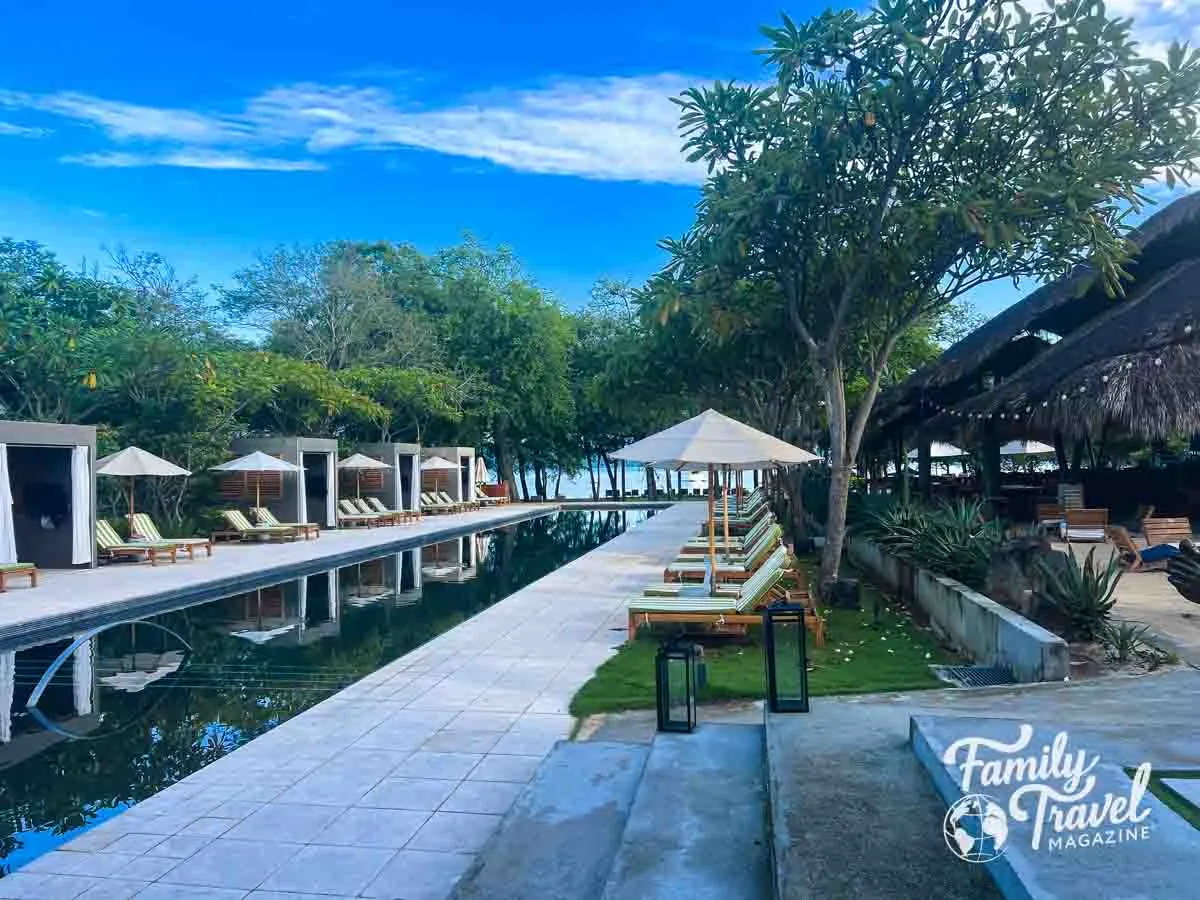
[
  {"xmin": 337, "ymin": 453, "xmax": 390, "ymax": 498},
  {"xmin": 474, "ymin": 456, "xmax": 488, "ymax": 485},
  {"xmin": 211, "ymin": 451, "xmax": 301, "ymax": 507},
  {"xmin": 96, "ymin": 446, "xmax": 191, "ymax": 516},
  {"xmin": 422, "ymin": 455, "xmax": 459, "ymax": 496},
  {"xmin": 612, "ymin": 409, "xmax": 818, "ymax": 583},
  {"xmin": 999, "ymin": 440, "xmax": 1056, "ymax": 456},
  {"xmin": 905, "ymin": 442, "xmax": 965, "ymax": 460}
]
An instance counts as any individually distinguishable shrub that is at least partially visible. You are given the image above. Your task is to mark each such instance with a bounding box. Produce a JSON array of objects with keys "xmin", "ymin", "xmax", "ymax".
[
  {"xmin": 1100, "ymin": 621, "xmax": 1152, "ymax": 664},
  {"xmin": 1034, "ymin": 548, "xmax": 1122, "ymax": 641}
]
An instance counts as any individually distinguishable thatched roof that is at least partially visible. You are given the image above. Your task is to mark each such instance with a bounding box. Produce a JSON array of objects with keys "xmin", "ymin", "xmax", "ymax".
[
  {"xmin": 924, "ymin": 256, "xmax": 1200, "ymax": 440},
  {"xmin": 873, "ymin": 192, "xmax": 1200, "ymax": 438},
  {"xmin": 873, "ymin": 192, "xmax": 1200, "ymax": 442}
]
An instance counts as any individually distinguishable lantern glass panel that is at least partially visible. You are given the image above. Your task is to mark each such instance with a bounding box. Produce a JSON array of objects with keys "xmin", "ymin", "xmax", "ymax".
[
  {"xmin": 763, "ymin": 606, "xmax": 809, "ymax": 713},
  {"xmin": 655, "ymin": 643, "xmax": 697, "ymax": 733}
]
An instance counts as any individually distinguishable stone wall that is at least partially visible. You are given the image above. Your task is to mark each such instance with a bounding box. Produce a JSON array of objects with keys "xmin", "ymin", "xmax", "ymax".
[{"xmin": 848, "ymin": 536, "xmax": 1069, "ymax": 683}]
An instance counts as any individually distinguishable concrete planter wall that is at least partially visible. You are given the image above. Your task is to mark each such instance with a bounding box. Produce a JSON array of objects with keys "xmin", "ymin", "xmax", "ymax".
[{"xmin": 847, "ymin": 535, "xmax": 1069, "ymax": 683}]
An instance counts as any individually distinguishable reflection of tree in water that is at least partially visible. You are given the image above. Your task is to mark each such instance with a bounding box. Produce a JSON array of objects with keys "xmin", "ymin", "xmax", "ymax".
[{"xmin": 0, "ymin": 509, "xmax": 640, "ymax": 874}]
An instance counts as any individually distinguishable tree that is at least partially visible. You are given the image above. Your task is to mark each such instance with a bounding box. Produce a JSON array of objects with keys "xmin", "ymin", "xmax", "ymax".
[{"xmin": 665, "ymin": 0, "xmax": 1200, "ymax": 588}]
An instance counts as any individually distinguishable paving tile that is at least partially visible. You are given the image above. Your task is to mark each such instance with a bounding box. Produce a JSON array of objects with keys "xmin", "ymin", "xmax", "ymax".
[
  {"xmin": 133, "ymin": 885, "xmax": 250, "ymax": 899},
  {"xmin": 316, "ymin": 808, "xmax": 430, "ymax": 848},
  {"xmin": 143, "ymin": 834, "xmax": 213, "ymax": 859},
  {"xmin": 443, "ymin": 711, "xmax": 519, "ymax": 732},
  {"xmin": 0, "ymin": 873, "xmax": 101, "ymax": 899},
  {"xmin": 207, "ymin": 801, "xmax": 268, "ymax": 820},
  {"xmin": 390, "ymin": 752, "xmax": 482, "ymax": 781},
  {"xmin": 359, "ymin": 778, "xmax": 457, "ymax": 811},
  {"xmin": 179, "ymin": 817, "xmax": 236, "ymax": 838},
  {"xmin": 336, "ymin": 749, "xmax": 412, "ymax": 775},
  {"xmin": 276, "ymin": 768, "xmax": 386, "ymax": 806},
  {"xmin": 223, "ymin": 803, "xmax": 344, "ymax": 843},
  {"xmin": 439, "ymin": 780, "xmax": 524, "ymax": 815},
  {"xmin": 488, "ymin": 730, "xmax": 560, "ymax": 756},
  {"xmin": 98, "ymin": 834, "xmax": 165, "ymax": 855},
  {"xmin": 110, "ymin": 855, "xmax": 181, "ymax": 881},
  {"xmin": 257, "ymin": 844, "xmax": 396, "ymax": 896},
  {"xmin": 406, "ymin": 812, "xmax": 501, "ymax": 853},
  {"xmin": 60, "ymin": 828, "xmax": 123, "ymax": 853},
  {"xmin": 75, "ymin": 880, "xmax": 148, "ymax": 899},
  {"xmin": 22, "ymin": 851, "xmax": 140, "ymax": 877},
  {"xmin": 465, "ymin": 754, "xmax": 544, "ymax": 784},
  {"xmin": 247, "ymin": 893, "xmax": 357, "ymax": 900},
  {"xmin": 419, "ymin": 731, "xmax": 501, "ymax": 754},
  {"xmin": 361, "ymin": 849, "xmax": 473, "ymax": 900},
  {"xmin": 159, "ymin": 839, "xmax": 303, "ymax": 890}
]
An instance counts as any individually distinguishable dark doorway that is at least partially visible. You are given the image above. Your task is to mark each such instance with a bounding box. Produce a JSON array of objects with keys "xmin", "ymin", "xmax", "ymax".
[
  {"xmin": 302, "ymin": 452, "xmax": 328, "ymax": 525},
  {"xmin": 8, "ymin": 445, "xmax": 75, "ymax": 568}
]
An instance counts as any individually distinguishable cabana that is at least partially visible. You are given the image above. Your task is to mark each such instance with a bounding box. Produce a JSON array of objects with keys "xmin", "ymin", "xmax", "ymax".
[
  {"xmin": 421, "ymin": 535, "xmax": 477, "ymax": 583},
  {"xmin": 229, "ymin": 437, "xmax": 339, "ymax": 529},
  {"xmin": 0, "ymin": 421, "xmax": 97, "ymax": 569},
  {"xmin": 422, "ymin": 446, "xmax": 476, "ymax": 504},
  {"xmin": 356, "ymin": 442, "xmax": 422, "ymax": 516}
]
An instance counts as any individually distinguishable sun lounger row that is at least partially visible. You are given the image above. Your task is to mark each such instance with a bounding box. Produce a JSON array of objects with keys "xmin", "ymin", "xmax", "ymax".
[
  {"xmin": 338, "ymin": 498, "xmax": 421, "ymax": 527},
  {"xmin": 421, "ymin": 492, "xmax": 479, "ymax": 514}
]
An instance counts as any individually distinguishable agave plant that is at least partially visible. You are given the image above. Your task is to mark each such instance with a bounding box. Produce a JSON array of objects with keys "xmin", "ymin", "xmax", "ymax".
[
  {"xmin": 1100, "ymin": 621, "xmax": 1153, "ymax": 664},
  {"xmin": 1035, "ymin": 547, "xmax": 1122, "ymax": 642}
]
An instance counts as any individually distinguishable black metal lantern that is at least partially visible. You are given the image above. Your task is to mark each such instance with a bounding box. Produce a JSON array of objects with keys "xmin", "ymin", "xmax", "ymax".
[
  {"xmin": 655, "ymin": 640, "xmax": 698, "ymax": 733},
  {"xmin": 762, "ymin": 603, "xmax": 810, "ymax": 713}
]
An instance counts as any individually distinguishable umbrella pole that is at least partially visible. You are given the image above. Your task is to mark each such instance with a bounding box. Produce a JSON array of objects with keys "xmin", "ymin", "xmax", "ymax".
[
  {"xmin": 128, "ymin": 476, "xmax": 135, "ymax": 518},
  {"xmin": 707, "ymin": 464, "xmax": 716, "ymax": 581},
  {"xmin": 256, "ymin": 477, "xmax": 261, "ymax": 508},
  {"xmin": 723, "ymin": 466, "xmax": 730, "ymax": 556},
  {"xmin": 357, "ymin": 470, "xmax": 361, "ymax": 499}
]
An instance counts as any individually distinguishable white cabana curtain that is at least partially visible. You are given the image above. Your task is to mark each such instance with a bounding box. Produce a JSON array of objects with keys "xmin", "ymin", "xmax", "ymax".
[
  {"xmin": 327, "ymin": 571, "xmax": 339, "ymax": 621},
  {"xmin": 409, "ymin": 455, "xmax": 420, "ymax": 512},
  {"xmin": 0, "ymin": 650, "xmax": 14, "ymax": 743},
  {"xmin": 297, "ymin": 575, "xmax": 308, "ymax": 635},
  {"xmin": 71, "ymin": 445, "xmax": 91, "ymax": 565},
  {"xmin": 0, "ymin": 445, "xmax": 16, "ymax": 565},
  {"xmin": 325, "ymin": 454, "xmax": 337, "ymax": 527}
]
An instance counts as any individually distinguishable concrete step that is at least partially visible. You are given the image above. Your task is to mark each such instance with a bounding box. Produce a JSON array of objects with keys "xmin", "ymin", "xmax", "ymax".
[
  {"xmin": 451, "ymin": 740, "xmax": 650, "ymax": 900},
  {"xmin": 766, "ymin": 705, "xmax": 1001, "ymax": 899},
  {"xmin": 601, "ymin": 723, "xmax": 773, "ymax": 900}
]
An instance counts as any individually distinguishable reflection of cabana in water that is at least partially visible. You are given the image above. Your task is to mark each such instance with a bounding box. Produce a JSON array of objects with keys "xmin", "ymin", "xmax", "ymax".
[
  {"xmin": 223, "ymin": 572, "xmax": 340, "ymax": 646},
  {"xmin": 356, "ymin": 443, "xmax": 422, "ymax": 516},
  {"xmin": 0, "ymin": 636, "xmax": 100, "ymax": 761},
  {"xmin": 0, "ymin": 420, "xmax": 97, "ymax": 570},
  {"xmin": 339, "ymin": 551, "xmax": 423, "ymax": 607},
  {"xmin": 228, "ymin": 437, "xmax": 339, "ymax": 529},
  {"xmin": 422, "ymin": 534, "xmax": 477, "ymax": 583},
  {"xmin": 422, "ymin": 446, "xmax": 476, "ymax": 504}
]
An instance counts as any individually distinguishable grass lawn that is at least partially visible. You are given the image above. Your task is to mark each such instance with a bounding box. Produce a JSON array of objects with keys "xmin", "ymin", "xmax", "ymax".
[{"xmin": 570, "ymin": 578, "xmax": 961, "ymax": 717}]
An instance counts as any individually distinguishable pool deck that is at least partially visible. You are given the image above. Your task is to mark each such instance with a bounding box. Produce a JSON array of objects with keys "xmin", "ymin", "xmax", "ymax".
[
  {"xmin": 4, "ymin": 501, "xmax": 706, "ymax": 900},
  {"xmin": 0, "ymin": 504, "xmax": 557, "ymax": 650}
]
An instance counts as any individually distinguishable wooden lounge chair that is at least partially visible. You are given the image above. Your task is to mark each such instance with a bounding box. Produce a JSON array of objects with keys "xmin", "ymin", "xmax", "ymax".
[
  {"xmin": 421, "ymin": 492, "xmax": 456, "ymax": 514},
  {"xmin": 626, "ymin": 555, "xmax": 786, "ymax": 639},
  {"xmin": 366, "ymin": 496, "xmax": 418, "ymax": 522},
  {"xmin": 338, "ymin": 499, "xmax": 380, "ymax": 528},
  {"xmin": 438, "ymin": 490, "xmax": 476, "ymax": 511},
  {"xmin": 648, "ymin": 546, "xmax": 789, "ymax": 596},
  {"xmin": 680, "ymin": 515, "xmax": 774, "ymax": 554},
  {"xmin": 0, "ymin": 562, "xmax": 38, "ymax": 591},
  {"xmin": 474, "ymin": 486, "xmax": 503, "ymax": 506},
  {"xmin": 666, "ymin": 525, "xmax": 783, "ymax": 581},
  {"xmin": 251, "ymin": 508, "xmax": 320, "ymax": 539},
  {"xmin": 1062, "ymin": 508, "xmax": 1108, "ymax": 542},
  {"xmin": 128, "ymin": 513, "xmax": 212, "ymax": 559},
  {"xmin": 351, "ymin": 497, "xmax": 398, "ymax": 524},
  {"xmin": 97, "ymin": 519, "xmax": 178, "ymax": 565},
  {"xmin": 1036, "ymin": 503, "xmax": 1064, "ymax": 535},
  {"xmin": 1143, "ymin": 516, "xmax": 1192, "ymax": 548},
  {"xmin": 220, "ymin": 510, "xmax": 298, "ymax": 542}
]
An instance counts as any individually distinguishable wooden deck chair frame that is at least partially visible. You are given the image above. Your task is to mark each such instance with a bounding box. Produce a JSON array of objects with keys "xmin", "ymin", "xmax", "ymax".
[
  {"xmin": 128, "ymin": 512, "xmax": 214, "ymax": 558},
  {"xmin": 250, "ymin": 508, "xmax": 320, "ymax": 539}
]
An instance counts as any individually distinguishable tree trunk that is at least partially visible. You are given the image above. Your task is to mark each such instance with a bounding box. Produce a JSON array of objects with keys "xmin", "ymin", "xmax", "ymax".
[
  {"xmin": 645, "ymin": 465, "xmax": 657, "ymax": 499},
  {"xmin": 588, "ymin": 454, "xmax": 599, "ymax": 500},
  {"xmin": 1053, "ymin": 431, "xmax": 1069, "ymax": 475},
  {"xmin": 516, "ymin": 454, "xmax": 531, "ymax": 501},
  {"xmin": 601, "ymin": 454, "xmax": 618, "ymax": 498},
  {"xmin": 818, "ymin": 358, "xmax": 851, "ymax": 590},
  {"xmin": 553, "ymin": 469, "xmax": 563, "ymax": 498},
  {"xmin": 494, "ymin": 422, "xmax": 517, "ymax": 500}
]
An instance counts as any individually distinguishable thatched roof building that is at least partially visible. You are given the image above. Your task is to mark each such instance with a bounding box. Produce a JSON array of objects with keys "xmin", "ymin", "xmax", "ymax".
[{"xmin": 872, "ymin": 192, "xmax": 1200, "ymax": 447}]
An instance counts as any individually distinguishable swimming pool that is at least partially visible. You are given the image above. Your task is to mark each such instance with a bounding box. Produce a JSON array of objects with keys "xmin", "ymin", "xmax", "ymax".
[{"xmin": 0, "ymin": 508, "xmax": 652, "ymax": 874}]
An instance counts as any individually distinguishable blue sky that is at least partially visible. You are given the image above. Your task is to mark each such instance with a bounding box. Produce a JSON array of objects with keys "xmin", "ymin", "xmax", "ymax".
[{"xmin": 0, "ymin": 0, "xmax": 1194, "ymax": 313}]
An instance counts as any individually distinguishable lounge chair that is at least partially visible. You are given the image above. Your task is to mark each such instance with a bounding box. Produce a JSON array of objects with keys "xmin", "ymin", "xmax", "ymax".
[
  {"xmin": 647, "ymin": 546, "xmax": 789, "ymax": 597},
  {"xmin": 366, "ymin": 496, "xmax": 418, "ymax": 522},
  {"xmin": 97, "ymin": 519, "xmax": 178, "ymax": 565},
  {"xmin": 1036, "ymin": 503, "xmax": 1064, "ymax": 535},
  {"xmin": 128, "ymin": 513, "xmax": 213, "ymax": 559},
  {"xmin": 1143, "ymin": 516, "xmax": 1192, "ymax": 549},
  {"xmin": 438, "ymin": 491, "xmax": 476, "ymax": 511},
  {"xmin": 251, "ymin": 508, "xmax": 320, "ymax": 539},
  {"xmin": 350, "ymin": 497, "xmax": 399, "ymax": 525},
  {"xmin": 679, "ymin": 515, "xmax": 774, "ymax": 554},
  {"xmin": 474, "ymin": 486, "xmax": 504, "ymax": 506},
  {"xmin": 626, "ymin": 553, "xmax": 786, "ymax": 638},
  {"xmin": 1061, "ymin": 508, "xmax": 1108, "ymax": 542},
  {"xmin": 421, "ymin": 492, "xmax": 456, "ymax": 514},
  {"xmin": 0, "ymin": 562, "xmax": 38, "ymax": 591},
  {"xmin": 338, "ymin": 499, "xmax": 381, "ymax": 528},
  {"xmin": 1106, "ymin": 525, "xmax": 1178, "ymax": 572},
  {"xmin": 666, "ymin": 525, "xmax": 783, "ymax": 582},
  {"xmin": 219, "ymin": 510, "xmax": 298, "ymax": 542}
]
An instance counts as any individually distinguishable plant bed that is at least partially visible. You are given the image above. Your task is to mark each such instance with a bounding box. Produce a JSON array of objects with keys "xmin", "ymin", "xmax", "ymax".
[{"xmin": 570, "ymin": 580, "xmax": 961, "ymax": 717}]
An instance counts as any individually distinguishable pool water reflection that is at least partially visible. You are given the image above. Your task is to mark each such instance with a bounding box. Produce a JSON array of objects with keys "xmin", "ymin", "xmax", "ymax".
[{"xmin": 0, "ymin": 508, "xmax": 650, "ymax": 874}]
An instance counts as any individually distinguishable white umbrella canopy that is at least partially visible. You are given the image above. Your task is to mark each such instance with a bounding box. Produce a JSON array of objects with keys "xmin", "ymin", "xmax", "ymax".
[
  {"xmin": 97, "ymin": 446, "xmax": 192, "ymax": 516},
  {"xmin": 338, "ymin": 453, "xmax": 389, "ymax": 498},
  {"xmin": 1000, "ymin": 440, "xmax": 1056, "ymax": 456},
  {"xmin": 211, "ymin": 451, "xmax": 301, "ymax": 507},
  {"xmin": 611, "ymin": 409, "xmax": 819, "ymax": 470},
  {"xmin": 97, "ymin": 447, "xmax": 191, "ymax": 477},
  {"xmin": 421, "ymin": 455, "xmax": 460, "ymax": 471},
  {"xmin": 474, "ymin": 457, "xmax": 488, "ymax": 484}
]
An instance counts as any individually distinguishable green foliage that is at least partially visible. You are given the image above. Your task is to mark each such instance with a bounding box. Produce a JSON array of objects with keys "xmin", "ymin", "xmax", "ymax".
[
  {"xmin": 862, "ymin": 497, "xmax": 1002, "ymax": 591},
  {"xmin": 1035, "ymin": 547, "xmax": 1122, "ymax": 641},
  {"xmin": 1100, "ymin": 620, "xmax": 1153, "ymax": 664}
]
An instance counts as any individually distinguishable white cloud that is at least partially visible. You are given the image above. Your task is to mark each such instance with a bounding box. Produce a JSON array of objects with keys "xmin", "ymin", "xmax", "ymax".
[
  {"xmin": 0, "ymin": 89, "xmax": 244, "ymax": 143},
  {"xmin": 0, "ymin": 120, "xmax": 48, "ymax": 137},
  {"xmin": 61, "ymin": 150, "xmax": 326, "ymax": 172}
]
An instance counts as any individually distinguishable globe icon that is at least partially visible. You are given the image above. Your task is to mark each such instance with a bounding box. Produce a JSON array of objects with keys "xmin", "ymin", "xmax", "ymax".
[{"xmin": 943, "ymin": 793, "xmax": 1009, "ymax": 863}]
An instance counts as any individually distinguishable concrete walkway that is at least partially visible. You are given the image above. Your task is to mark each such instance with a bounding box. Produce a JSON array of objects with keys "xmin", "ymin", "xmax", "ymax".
[
  {"xmin": 3, "ymin": 502, "xmax": 706, "ymax": 900},
  {"xmin": 0, "ymin": 504, "xmax": 556, "ymax": 648}
]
